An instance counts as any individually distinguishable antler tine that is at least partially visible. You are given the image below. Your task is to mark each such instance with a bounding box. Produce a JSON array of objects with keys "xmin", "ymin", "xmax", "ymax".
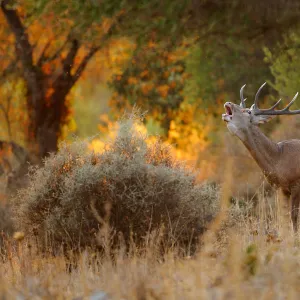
[
  {"xmin": 282, "ymin": 92, "xmax": 299, "ymax": 111},
  {"xmin": 253, "ymin": 91, "xmax": 300, "ymax": 116},
  {"xmin": 240, "ymin": 84, "xmax": 247, "ymax": 108},
  {"xmin": 268, "ymin": 98, "xmax": 282, "ymax": 110},
  {"xmin": 253, "ymin": 82, "xmax": 267, "ymax": 109}
]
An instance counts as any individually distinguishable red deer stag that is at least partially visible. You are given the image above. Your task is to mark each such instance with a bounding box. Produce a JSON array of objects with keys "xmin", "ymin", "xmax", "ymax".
[{"xmin": 222, "ymin": 82, "xmax": 300, "ymax": 231}]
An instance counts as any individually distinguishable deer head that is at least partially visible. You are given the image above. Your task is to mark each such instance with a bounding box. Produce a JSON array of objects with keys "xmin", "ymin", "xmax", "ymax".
[{"xmin": 222, "ymin": 82, "xmax": 300, "ymax": 141}]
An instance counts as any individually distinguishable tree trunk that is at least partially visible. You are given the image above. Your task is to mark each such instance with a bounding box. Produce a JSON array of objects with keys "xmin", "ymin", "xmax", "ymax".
[{"xmin": 36, "ymin": 80, "xmax": 74, "ymax": 157}]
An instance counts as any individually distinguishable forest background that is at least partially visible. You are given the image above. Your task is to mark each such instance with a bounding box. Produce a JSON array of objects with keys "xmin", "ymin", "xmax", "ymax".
[{"xmin": 1, "ymin": 0, "xmax": 300, "ymax": 196}]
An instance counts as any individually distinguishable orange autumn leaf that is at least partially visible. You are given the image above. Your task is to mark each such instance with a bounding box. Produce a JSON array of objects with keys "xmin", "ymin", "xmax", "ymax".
[
  {"xmin": 127, "ymin": 77, "xmax": 138, "ymax": 85},
  {"xmin": 42, "ymin": 63, "xmax": 52, "ymax": 75},
  {"xmin": 176, "ymin": 65, "xmax": 184, "ymax": 73},
  {"xmin": 148, "ymin": 41, "xmax": 157, "ymax": 48},
  {"xmin": 102, "ymin": 17, "xmax": 113, "ymax": 34},
  {"xmin": 45, "ymin": 87, "xmax": 55, "ymax": 99},
  {"xmin": 99, "ymin": 114, "xmax": 110, "ymax": 123},
  {"xmin": 157, "ymin": 85, "xmax": 170, "ymax": 98},
  {"xmin": 169, "ymin": 81, "xmax": 177, "ymax": 89},
  {"xmin": 141, "ymin": 83, "xmax": 154, "ymax": 95},
  {"xmin": 140, "ymin": 70, "xmax": 149, "ymax": 79},
  {"xmin": 167, "ymin": 54, "xmax": 176, "ymax": 63},
  {"xmin": 163, "ymin": 71, "xmax": 170, "ymax": 79}
]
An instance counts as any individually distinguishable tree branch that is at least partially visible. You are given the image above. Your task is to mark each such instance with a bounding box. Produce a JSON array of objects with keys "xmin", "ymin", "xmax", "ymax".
[
  {"xmin": 1, "ymin": 1, "xmax": 34, "ymax": 68},
  {"xmin": 0, "ymin": 94, "xmax": 12, "ymax": 140},
  {"xmin": 1, "ymin": 1, "xmax": 42, "ymax": 109},
  {"xmin": 37, "ymin": 39, "xmax": 52, "ymax": 67},
  {"xmin": 71, "ymin": 11, "xmax": 125, "ymax": 84},
  {"xmin": 45, "ymin": 32, "xmax": 73, "ymax": 63},
  {"xmin": 62, "ymin": 39, "xmax": 80, "ymax": 76},
  {"xmin": 0, "ymin": 59, "xmax": 19, "ymax": 82},
  {"xmin": 72, "ymin": 46, "xmax": 100, "ymax": 84}
]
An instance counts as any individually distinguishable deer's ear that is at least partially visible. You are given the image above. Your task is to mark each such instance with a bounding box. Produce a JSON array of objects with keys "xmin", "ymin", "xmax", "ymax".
[{"xmin": 252, "ymin": 114, "xmax": 275, "ymax": 125}]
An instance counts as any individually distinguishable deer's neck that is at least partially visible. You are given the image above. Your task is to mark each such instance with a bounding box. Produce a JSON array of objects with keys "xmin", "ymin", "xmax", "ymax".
[{"xmin": 240, "ymin": 125, "xmax": 279, "ymax": 175}]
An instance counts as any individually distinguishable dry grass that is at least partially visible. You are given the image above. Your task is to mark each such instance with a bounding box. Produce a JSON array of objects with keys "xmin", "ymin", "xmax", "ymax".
[
  {"xmin": 1, "ymin": 180, "xmax": 300, "ymax": 299},
  {"xmin": 0, "ymin": 201, "xmax": 14, "ymax": 248},
  {"xmin": 2, "ymin": 113, "xmax": 299, "ymax": 299}
]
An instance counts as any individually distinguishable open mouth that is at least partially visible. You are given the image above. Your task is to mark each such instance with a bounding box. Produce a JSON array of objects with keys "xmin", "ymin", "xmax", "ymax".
[
  {"xmin": 224, "ymin": 104, "xmax": 232, "ymax": 115},
  {"xmin": 222, "ymin": 103, "xmax": 233, "ymax": 122}
]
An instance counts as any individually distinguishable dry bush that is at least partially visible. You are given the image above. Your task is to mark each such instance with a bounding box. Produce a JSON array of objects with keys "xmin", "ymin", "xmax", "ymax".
[
  {"xmin": 13, "ymin": 112, "xmax": 219, "ymax": 253},
  {"xmin": 0, "ymin": 202, "xmax": 14, "ymax": 247}
]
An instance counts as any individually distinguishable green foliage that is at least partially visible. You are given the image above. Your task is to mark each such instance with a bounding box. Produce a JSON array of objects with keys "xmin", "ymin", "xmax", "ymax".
[
  {"xmin": 265, "ymin": 32, "xmax": 300, "ymax": 101},
  {"xmin": 23, "ymin": 0, "xmax": 125, "ymax": 24},
  {"xmin": 185, "ymin": 39, "xmax": 272, "ymax": 107},
  {"xmin": 14, "ymin": 112, "xmax": 219, "ymax": 252},
  {"xmin": 263, "ymin": 35, "xmax": 300, "ymax": 140},
  {"xmin": 22, "ymin": 0, "xmax": 189, "ymax": 43},
  {"xmin": 184, "ymin": 45, "xmax": 217, "ymax": 105},
  {"xmin": 21, "ymin": 0, "xmax": 300, "ymax": 43},
  {"xmin": 109, "ymin": 42, "xmax": 188, "ymax": 132}
]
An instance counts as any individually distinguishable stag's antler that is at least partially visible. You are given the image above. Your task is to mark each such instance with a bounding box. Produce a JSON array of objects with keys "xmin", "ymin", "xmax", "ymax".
[
  {"xmin": 251, "ymin": 82, "xmax": 300, "ymax": 115},
  {"xmin": 240, "ymin": 84, "xmax": 247, "ymax": 108}
]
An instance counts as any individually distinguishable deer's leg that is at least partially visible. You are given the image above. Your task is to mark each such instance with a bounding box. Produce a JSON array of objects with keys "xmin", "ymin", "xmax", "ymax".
[{"xmin": 291, "ymin": 190, "xmax": 300, "ymax": 232}]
